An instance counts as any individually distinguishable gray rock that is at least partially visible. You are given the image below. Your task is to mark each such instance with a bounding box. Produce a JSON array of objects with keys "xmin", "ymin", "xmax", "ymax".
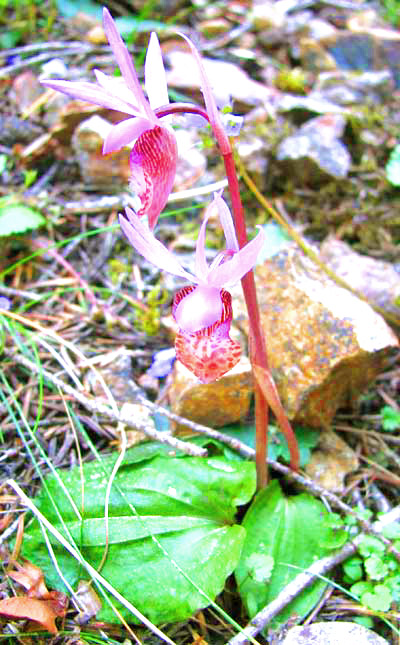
[
  {"xmin": 276, "ymin": 114, "xmax": 351, "ymax": 182},
  {"xmin": 281, "ymin": 621, "xmax": 389, "ymax": 645},
  {"xmin": 277, "ymin": 94, "xmax": 347, "ymax": 115},
  {"xmin": 320, "ymin": 237, "xmax": 400, "ymax": 321},
  {"xmin": 315, "ymin": 70, "xmax": 394, "ymax": 105}
]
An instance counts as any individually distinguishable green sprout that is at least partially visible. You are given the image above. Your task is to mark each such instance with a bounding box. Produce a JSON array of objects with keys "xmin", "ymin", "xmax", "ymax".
[
  {"xmin": 381, "ymin": 405, "xmax": 400, "ymax": 432},
  {"xmin": 134, "ymin": 285, "xmax": 167, "ymax": 335},
  {"xmin": 385, "ymin": 143, "xmax": 400, "ymax": 187},
  {"xmin": 0, "ymin": 196, "xmax": 46, "ymax": 236}
]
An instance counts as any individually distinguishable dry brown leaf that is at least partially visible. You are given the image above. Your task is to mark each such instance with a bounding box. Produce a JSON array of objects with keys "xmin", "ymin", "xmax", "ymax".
[
  {"xmin": 0, "ymin": 596, "xmax": 59, "ymax": 634},
  {"xmin": 253, "ymin": 363, "xmax": 300, "ymax": 471},
  {"xmin": 7, "ymin": 559, "xmax": 49, "ymax": 598}
]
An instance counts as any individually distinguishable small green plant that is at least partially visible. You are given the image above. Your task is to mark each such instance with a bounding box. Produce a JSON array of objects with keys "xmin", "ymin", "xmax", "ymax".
[
  {"xmin": 23, "ymin": 168, "xmax": 38, "ymax": 188},
  {"xmin": 0, "ymin": 197, "xmax": 46, "ymax": 236},
  {"xmin": 385, "ymin": 143, "xmax": 400, "ymax": 186},
  {"xmin": 274, "ymin": 67, "xmax": 308, "ymax": 94},
  {"xmin": 381, "ymin": 405, "xmax": 400, "ymax": 432},
  {"xmin": 134, "ymin": 285, "xmax": 167, "ymax": 335},
  {"xmin": 381, "ymin": 0, "xmax": 400, "ymax": 27},
  {"xmin": 343, "ymin": 523, "xmax": 400, "ymax": 612}
]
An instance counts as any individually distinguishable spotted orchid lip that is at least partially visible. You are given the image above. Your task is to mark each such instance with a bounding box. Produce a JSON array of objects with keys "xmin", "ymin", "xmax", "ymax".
[{"xmin": 173, "ymin": 289, "xmax": 241, "ymax": 383}]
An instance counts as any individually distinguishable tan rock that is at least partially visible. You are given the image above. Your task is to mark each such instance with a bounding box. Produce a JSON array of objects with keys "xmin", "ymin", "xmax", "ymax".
[
  {"xmin": 234, "ymin": 247, "xmax": 398, "ymax": 428},
  {"xmin": 71, "ymin": 115, "xmax": 131, "ymax": 188},
  {"xmin": 168, "ymin": 356, "xmax": 253, "ymax": 431},
  {"xmin": 305, "ymin": 430, "xmax": 359, "ymax": 492}
]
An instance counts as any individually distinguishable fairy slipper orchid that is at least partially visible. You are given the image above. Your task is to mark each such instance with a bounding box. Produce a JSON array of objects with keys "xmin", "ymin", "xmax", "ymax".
[
  {"xmin": 41, "ymin": 8, "xmax": 176, "ymax": 229},
  {"xmin": 119, "ymin": 192, "xmax": 264, "ymax": 382}
]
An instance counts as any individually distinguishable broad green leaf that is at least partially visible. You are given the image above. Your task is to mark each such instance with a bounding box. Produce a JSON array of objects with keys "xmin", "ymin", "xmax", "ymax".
[
  {"xmin": 235, "ymin": 480, "xmax": 334, "ymax": 629},
  {"xmin": 33, "ymin": 449, "xmax": 255, "ymax": 523},
  {"xmin": 221, "ymin": 422, "xmax": 318, "ymax": 468},
  {"xmin": 0, "ymin": 203, "xmax": 45, "ymax": 236},
  {"xmin": 22, "ymin": 450, "xmax": 255, "ymax": 624}
]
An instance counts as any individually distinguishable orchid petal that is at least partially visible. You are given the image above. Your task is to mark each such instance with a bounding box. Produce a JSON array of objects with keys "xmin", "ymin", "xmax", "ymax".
[
  {"xmin": 102, "ymin": 8, "xmax": 155, "ymax": 122},
  {"xmin": 129, "ymin": 125, "xmax": 178, "ymax": 229},
  {"xmin": 173, "ymin": 285, "xmax": 223, "ymax": 333},
  {"xmin": 213, "ymin": 192, "xmax": 239, "ymax": 252},
  {"xmin": 119, "ymin": 208, "xmax": 194, "ymax": 281},
  {"xmin": 93, "ymin": 70, "xmax": 144, "ymax": 113},
  {"xmin": 145, "ymin": 32, "xmax": 169, "ymax": 110},
  {"xmin": 208, "ymin": 226, "xmax": 265, "ymax": 287},
  {"xmin": 40, "ymin": 79, "xmax": 140, "ymax": 115},
  {"xmin": 103, "ymin": 117, "xmax": 152, "ymax": 154},
  {"xmin": 194, "ymin": 201, "xmax": 214, "ymax": 280},
  {"xmin": 179, "ymin": 32, "xmax": 231, "ymax": 155}
]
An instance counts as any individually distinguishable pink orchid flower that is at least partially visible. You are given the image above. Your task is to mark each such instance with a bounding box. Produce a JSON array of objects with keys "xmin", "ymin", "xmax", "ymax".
[
  {"xmin": 41, "ymin": 8, "xmax": 176, "ymax": 229},
  {"xmin": 119, "ymin": 193, "xmax": 264, "ymax": 382}
]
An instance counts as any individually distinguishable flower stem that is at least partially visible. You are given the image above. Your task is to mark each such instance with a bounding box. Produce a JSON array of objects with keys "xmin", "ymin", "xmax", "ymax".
[
  {"xmin": 158, "ymin": 101, "xmax": 300, "ymax": 483},
  {"xmin": 223, "ymin": 148, "xmax": 300, "ymax": 481},
  {"xmin": 223, "ymin": 150, "xmax": 269, "ymax": 488}
]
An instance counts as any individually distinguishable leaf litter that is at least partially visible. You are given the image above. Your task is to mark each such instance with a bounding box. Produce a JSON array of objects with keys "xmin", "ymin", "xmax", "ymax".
[{"xmin": 0, "ymin": 0, "xmax": 400, "ymax": 644}]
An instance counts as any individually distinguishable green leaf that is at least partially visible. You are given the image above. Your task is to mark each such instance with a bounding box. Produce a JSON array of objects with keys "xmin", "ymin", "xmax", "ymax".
[
  {"xmin": 0, "ymin": 155, "xmax": 8, "ymax": 174},
  {"xmin": 0, "ymin": 203, "xmax": 45, "ymax": 236},
  {"xmin": 115, "ymin": 16, "xmax": 168, "ymax": 36},
  {"xmin": 245, "ymin": 553, "xmax": 274, "ymax": 584},
  {"xmin": 386, "ymin": 144, "xmax": 400, "ymax": 186},
  {"xmin": 353, "ymin": 616, "xmax": 374, "ymax": 629},
  {"xmin": 357, "ymin": 535, "xmax": 385, "ymax": 558},
  {"xmin": 21, "ymin": 450, "xmax": 256, "ymax": 624},
  {"xmin": 351, "ymin": 580, "xmax": 373, "ymax": 598},
  {"xmin": 361, "ymin": 585, "xmax": 392, "ymax": 612},
  {"xmin": 56, "ymin": 0, "xmax": 102, "ymax": 18},
  {"xmin": 222, "ymin": 423, "xmax": 318, "ymax": 468},
  {"xmin": 320, "ymin": 512, "xmax": 348, "ymax": 549},
  {"xmin": 235, "ymin": 480, "xmax": 334, "ymax": 629},
  {"xmin": 382, "ymin": 522, "xmax": 400, "ymax": 540},
  {"xmin": 343, "ymin": 556, "xmax": 363, "ymax": 582},
  {"xmin": 257, "ymin": 221, "xmax": 292, "ymax": 262},
  {"xmin": 381, "ymin": 405, "xmax": 400, "ymax": 432},
  {"xmin": 364, "ymin": 554, "xmax": 389, "ymax": 581}
]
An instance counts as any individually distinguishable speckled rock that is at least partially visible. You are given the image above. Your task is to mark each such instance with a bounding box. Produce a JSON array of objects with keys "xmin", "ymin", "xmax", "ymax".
[
  {"xmin": 233, "ymin": 247, "xmax": 398, "ymax": 428},
  {"xmin": 281, "ymin": 621, "xmax": 389, "ymax": 645},
  {"xmin": 168, "ymin": 356, "xmax": 253, "ymax": 431}
]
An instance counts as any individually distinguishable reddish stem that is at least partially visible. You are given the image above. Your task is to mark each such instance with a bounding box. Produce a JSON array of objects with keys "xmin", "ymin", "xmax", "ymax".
[
  {"xmin": 223, "ymin": 151, "xmax": 269, "ymax": 489},
  {"xmin": 158, "ymin": 102, "xmax": 299, "ymax": 484},
  {"xmin": 223, "ymin": 150, "xmax": 299, "ymax": 477}
]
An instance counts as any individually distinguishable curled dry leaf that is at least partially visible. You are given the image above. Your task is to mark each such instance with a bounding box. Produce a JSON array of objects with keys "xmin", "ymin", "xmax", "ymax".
[
  {"xmin": 0, "ymin": 596, "xmax": 59, "ymax": 634},
  {"xmin": 7, "ymin": 559, "xmax": 49, "ymax": 598},
  {"xmin": 0, "ymin": 559, "xmax": 69, "ymax": 634}
]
